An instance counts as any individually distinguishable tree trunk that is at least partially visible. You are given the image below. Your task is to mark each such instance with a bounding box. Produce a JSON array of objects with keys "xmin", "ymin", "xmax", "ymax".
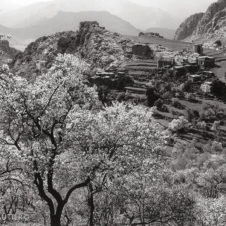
[
  {"xmin": 50, "ymin": 202, "xmax": 65, "ymax": 226},
  {"xmin": 88, "ymin": 183, "xmax": 95, "ymax": 226},
  {"xmin": 51, "ymin": 214, "xmax": 62, "ymax": 226}
]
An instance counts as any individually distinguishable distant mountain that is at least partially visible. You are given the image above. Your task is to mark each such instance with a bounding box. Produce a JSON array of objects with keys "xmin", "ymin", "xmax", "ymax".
[
  {"xmin": 145, "ymin": 28, "xmax": 176, "ymax": 40},
  {"xmin": 175, "ymin": 0, "xmax": 226, "ymax": 42},
  {"xmin": 0, "ymin": 0, "xmax": 178, "ymax": 30},
  {"xmin": 0, "ymin": 11, "xmax": 140, "ymax": 43}
]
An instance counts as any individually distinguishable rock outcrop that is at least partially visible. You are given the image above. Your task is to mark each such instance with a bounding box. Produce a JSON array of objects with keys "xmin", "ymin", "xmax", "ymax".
[
  {"xmin": 174, "ymin": 13, "xmax": 204, "ymax": 40},
  {"xmin": 139, "ymin": 32, "xmax": 164, "ymax": 39},
  {"xmin": 70, "ymin": 21, "xmax": 134, "ymax": 68},
  {"xmin": 175, "ymin": 0, "xmax": 226, "ymax": 42},
  {"xmin": 12, "ymin": 21, "xmax": 135, "ymax": 79}
]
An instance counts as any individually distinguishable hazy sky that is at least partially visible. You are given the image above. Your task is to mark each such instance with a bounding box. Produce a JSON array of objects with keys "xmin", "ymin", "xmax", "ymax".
[
  {"xmin": 1, "ymin": 0, "xmax": 217, "ymax": 19},
  {"xmin": 133, "ymin": 0, "xmax": 216, "ymax": 19}
]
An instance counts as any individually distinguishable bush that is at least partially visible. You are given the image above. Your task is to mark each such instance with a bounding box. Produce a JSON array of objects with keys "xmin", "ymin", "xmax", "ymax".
[
  {"xmin": 214, "ymin": 40, "xmax": 222, "ymax": 47},
  {"xmin": 182, "ymin": 80, "xmax": 192, "ymax": 92},
  {"xmin": 186, "ymin": 109, "xmax": 200, "ymax": 122},
  {"xmin": 162, "ymin": 91, "xmax": 173, "ymax": 100},
  {"xmin": 197, "ymin": 121, "xmax": 207, "ymax": 130},
  {"xmin": 211, "ymin": 141, "xmax": 223, "ymax": 153},
  {"xmin": 146, "ymin": 87, "xmax": 160, "ymax": 107},
  {"xmin": 168, "ymin": 116, "xmax": 190, "ymax": 133},
  {"xmin": 185, "ymin": 93, "xmax": 196, "ymax": 102},
  {"xmin": 154, "ymin": 99, "xmax": 164, "ymax": 110},
  {"xmin": 162, "ymin": 104, "xmax": 169, "ymax": 113},
  {"xmin": 116, "ymin": 92, "xmax": 125, "ymax": 102},
  {"xmin": 211, "ymin": 80, "xmax": 226, "ymax": 98},
  {"xmin": 171, "ymin": 98, "xmax": 185, "ymax": 109}
]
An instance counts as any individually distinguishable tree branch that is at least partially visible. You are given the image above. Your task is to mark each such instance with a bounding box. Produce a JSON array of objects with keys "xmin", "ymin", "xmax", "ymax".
[
  {"xmin": 39, "ymin": 86, "xmax": 60, "ymax": 117},
  {"xmin": 64, "ymin": 177, "xmax": 90, "ymax": 204}
]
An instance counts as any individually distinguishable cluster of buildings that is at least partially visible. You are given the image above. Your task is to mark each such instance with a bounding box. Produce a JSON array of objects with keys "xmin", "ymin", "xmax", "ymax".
[{"xmin": 91, "ymin": 43, "xmax": 217, "ymax": 100}]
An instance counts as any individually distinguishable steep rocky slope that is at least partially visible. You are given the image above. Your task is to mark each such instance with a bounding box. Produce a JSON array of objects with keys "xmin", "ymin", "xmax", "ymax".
[
  {"xmin": 194, "ymin": 0, "xmax": 226, "ymax": 35},
  {"xmin": 174, "ymin": 13, "xmax": 204, "ymax": 40},
  {"xmin": 175, "ymin": 0, "xmax": 226, "ymax": 42},
  {"xmin": 11, "ymin": 21, "xmax": 135, "ymax": 79}
]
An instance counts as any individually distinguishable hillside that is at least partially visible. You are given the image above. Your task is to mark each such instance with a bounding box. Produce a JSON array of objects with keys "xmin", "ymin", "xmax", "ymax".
[
  {"xmin": 175, "ymin": 0, "xmax": 226, "ymax": 43},
  {"xmin": 11, "ymin": 21, "xmax": 135, "ymax": 79}
]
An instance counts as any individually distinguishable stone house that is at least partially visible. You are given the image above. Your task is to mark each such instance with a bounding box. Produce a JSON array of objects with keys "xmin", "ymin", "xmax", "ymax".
[
  {"xmin": 198, "ymin": 56, "xmax": 215, "ymax": 68},
  {"xmin": 188, "ymin": 74, "xmax": 202, "ymax": 82},
  {"xmin": 200, "ymin": 81, "xmax": 212, "ymax": 93}
]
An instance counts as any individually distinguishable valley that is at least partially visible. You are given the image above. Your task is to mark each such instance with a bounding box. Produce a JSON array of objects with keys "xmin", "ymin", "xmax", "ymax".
[{"xmin": 2, "ymin": 0, "xmax": 226, "ymax": 225}]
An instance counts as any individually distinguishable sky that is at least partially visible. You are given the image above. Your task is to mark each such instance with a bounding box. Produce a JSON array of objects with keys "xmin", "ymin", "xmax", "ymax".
[
  {"xmin": 130, "ymin": 0, "xmax": 216, "ymax": 19},
  {"xmin": 0, "ymin": 0, "xmax": 217, "ymax": 19},
  {"xmin": 18, "ymin": 0, "xmax": 51, "ymax": 5}
]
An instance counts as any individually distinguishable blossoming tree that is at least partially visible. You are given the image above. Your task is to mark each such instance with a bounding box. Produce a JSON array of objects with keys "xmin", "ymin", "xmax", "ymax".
[{"xmin": 0, "ymin": 54, "xmax": 164, "ymax": 226}]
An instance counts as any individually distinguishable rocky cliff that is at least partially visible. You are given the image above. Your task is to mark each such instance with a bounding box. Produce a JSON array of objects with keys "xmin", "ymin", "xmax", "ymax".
[
  {"xmin": 175, "ymin": 0, "xmax": 226, "ymax": 42},
  {"xmin": 12, "ymin": 21, "xmax": 135, "ymax": 79},
  {"xmin": 174, "ymin": 13, "xmax": 204, "ymax": 40}
]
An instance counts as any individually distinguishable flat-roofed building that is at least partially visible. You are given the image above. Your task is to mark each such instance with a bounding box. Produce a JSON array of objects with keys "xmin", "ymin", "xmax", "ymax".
[
  {"xmin": 198, "ymin": 56, "xmax": 215, "ymax": 68},
  {"xmin": 158, "ymin": 57, "xmax": 175, "ymax": 68},
  {"xmin": 193, "ymin": 44, "xmax": 203, "ymax": 55},
  {"xmin": 188, "ymin": 74, "xmax": 202, "ymax": 82},
  {"xmin": 96, "ymin": 71, "xmax": 115, "ymax": 77},
  {"xmin": 201, "ymin": 81, "xmax": 212, "ymax": 93}
]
